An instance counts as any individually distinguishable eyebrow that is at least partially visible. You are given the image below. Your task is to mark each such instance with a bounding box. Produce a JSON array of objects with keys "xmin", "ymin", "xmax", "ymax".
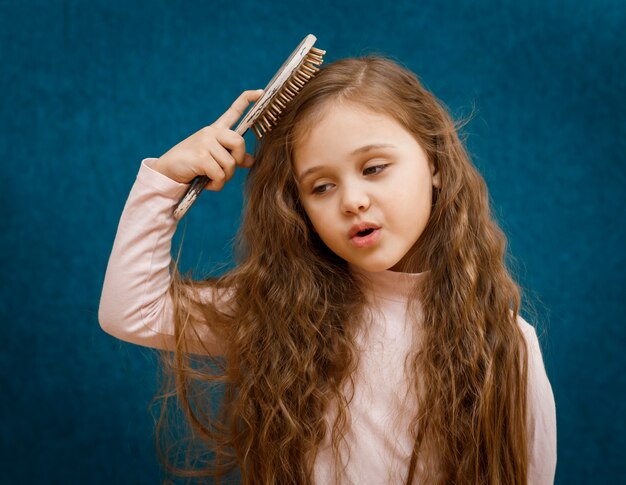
[{"xmin": 296, "ymin": 143, "xmax": 397, "ymax": 183}]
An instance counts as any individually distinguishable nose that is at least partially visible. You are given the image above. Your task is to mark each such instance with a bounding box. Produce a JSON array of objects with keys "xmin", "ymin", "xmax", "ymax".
[{"xmin": 340, "ymin": 184, "xmax": 371, "ymax": 215}]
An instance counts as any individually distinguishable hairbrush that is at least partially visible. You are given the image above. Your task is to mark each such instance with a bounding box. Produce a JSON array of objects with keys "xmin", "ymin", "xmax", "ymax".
[{"xmin": 172, "ymin": 34, "xmax": 326, "ymax": 220}]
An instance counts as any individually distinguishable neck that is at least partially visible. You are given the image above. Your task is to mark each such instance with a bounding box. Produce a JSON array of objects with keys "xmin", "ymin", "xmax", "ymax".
[{"xmin": 348, "ymin": 263, "xmax": 429, "ymax": 303}]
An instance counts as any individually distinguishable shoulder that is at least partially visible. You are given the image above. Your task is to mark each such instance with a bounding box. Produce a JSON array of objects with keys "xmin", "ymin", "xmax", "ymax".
[
  {"xmin": 515, "ymin": 313, "xmax": 544, "ymax": 360},
  {"xmin": 515, "ymin": 313, "xmax": 537, "ymax": 339},
  {"xmin": 515, "ymin": 312, "xmax": 556, "ymax": 424},
  {"xmin": 515, "ymin": 315, "xmax": 558, "ymax": 482},
  {"xmin": 515, "ymin": 313, "xmax": 548, "ymax": 374}
]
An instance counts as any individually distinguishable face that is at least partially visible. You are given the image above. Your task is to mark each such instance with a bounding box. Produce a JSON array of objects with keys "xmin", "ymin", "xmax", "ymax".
[{"xmin": 293, "ymin": 102, "xmax": 441, "ymax": 273}]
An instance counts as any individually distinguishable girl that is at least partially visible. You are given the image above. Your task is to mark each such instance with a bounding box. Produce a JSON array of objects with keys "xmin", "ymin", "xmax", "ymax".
[{"xmin": 99, "ymin": 56, "xmax": 557, "ymax": 484}]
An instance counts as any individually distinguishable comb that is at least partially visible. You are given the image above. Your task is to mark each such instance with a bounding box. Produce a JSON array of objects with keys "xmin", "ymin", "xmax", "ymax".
[{"xmin": 173, "ymin": 34, "xmax": 326, "ymax": 220}]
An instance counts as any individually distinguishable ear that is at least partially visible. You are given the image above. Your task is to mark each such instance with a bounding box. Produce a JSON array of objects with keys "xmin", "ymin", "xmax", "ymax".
[{"xmin": 430, "ymin": 163, "xmax": 441, "ymax": 189}]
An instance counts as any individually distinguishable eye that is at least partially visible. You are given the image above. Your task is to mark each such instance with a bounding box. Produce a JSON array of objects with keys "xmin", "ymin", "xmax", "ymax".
[
  {"xmin": 312, "ymin": 183, "xmax": 333, "ymax": 195},
  {"xmin": 363, "ymin": 164, "xmax": 389, "ymax": 176}
]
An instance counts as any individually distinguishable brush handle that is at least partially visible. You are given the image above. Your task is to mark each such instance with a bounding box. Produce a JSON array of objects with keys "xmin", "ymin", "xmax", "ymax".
[
  {"xmin": 172, "ymin": 123, "xmax": 247, "ymax": 220},
  {"xmin": 173, "ymin": 78, "xmax": 285, "ymax": 220}
]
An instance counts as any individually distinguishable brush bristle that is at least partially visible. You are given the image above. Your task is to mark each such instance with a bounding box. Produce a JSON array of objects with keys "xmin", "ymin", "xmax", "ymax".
[{"xmin": 252, "ymin": 47, "xmax": 326, "ymax": 139}]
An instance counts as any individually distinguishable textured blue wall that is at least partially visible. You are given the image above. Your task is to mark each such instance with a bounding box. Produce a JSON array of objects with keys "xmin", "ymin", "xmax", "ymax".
[{"xmin": 1, "ymin": 0, "xmax": 624, "ymax": 483}]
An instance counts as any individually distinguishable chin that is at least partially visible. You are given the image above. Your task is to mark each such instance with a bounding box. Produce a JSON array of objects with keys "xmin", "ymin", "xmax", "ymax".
[{"xmin": 349, "ymin": 258, "xmax": 400, "ymax": 273}]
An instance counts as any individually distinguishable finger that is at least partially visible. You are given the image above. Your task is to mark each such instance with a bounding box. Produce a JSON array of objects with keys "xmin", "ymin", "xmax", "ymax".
[
  {"xmin": 240, "ymin": 153, "xmax": 255, "ymax": 168},
  {"xmin": 210, "ymin": 142, "xmax": 237, "ymax": 181},
  {"xmin": 215, "ymin": 129, "xmax": 246, "ymax": 166},
  {"xmin": 202, "ymin": 157, "xmax": 227, "ymax": 191},
  {"xmin": 214, "ymin": 89, "xmax": 265, "ymax": 130}
]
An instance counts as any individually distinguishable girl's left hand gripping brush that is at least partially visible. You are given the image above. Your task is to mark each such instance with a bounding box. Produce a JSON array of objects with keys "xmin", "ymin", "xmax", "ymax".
[{"xmin": 172, "ymin": 34, "xmax": 326, "ymax": 220}]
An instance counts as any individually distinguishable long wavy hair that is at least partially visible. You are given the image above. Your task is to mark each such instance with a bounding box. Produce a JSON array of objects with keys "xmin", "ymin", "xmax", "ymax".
[{"xmin": 151, "ymin": 55, "xmax": 529, "ymax": 484}]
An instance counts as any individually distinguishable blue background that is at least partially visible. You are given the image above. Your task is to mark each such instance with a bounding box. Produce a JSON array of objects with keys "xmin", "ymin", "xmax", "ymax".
[{"xmin": 1, "ymin": 0, "xmax": 624, "ymax": 483}]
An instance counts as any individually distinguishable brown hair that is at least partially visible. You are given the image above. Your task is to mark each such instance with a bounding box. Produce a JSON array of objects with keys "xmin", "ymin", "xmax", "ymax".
[{"xmin": 152, "ymin": 55, "xmax": 529, "ymax": 484}]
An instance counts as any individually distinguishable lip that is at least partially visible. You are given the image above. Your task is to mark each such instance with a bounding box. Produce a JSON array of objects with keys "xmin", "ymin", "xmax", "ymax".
[
  {"xmin": 349, "ymin": 228, "xmax": 382, "ymax": 248},
  {"xmin": 348, "ymin": 222, "xmax": 381, "ymax": 239}
]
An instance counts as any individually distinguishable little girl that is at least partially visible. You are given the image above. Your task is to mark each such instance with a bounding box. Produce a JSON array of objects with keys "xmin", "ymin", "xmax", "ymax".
[{"xmin": 99, "ymin": 56, "xmax": 557, "ymax": 484}]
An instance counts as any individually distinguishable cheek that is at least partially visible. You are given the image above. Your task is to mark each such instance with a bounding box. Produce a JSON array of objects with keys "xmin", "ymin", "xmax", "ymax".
[
  {"xmin": 300, "ymin": 194, "xmax": 325, "ymax": 221},
  {"xmin": 302, "ymin": 205, "xmax": 340, "ymax": 245},
  {"xmin": 386, "ymin": 176, "xmax": 433, "ymax": 223},
  {"xmin": 310, "ymin": 213, "xmax": 332, "ymax": 239},
  {"xmin": 299, "ymin": 200, "xmax": 323, "ymax": 234}
]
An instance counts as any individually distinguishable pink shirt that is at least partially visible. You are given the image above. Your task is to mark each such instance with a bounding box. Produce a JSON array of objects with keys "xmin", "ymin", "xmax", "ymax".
[{"xmin": 99, "ymin": 158, "xmax": 557, "ymax": 484}]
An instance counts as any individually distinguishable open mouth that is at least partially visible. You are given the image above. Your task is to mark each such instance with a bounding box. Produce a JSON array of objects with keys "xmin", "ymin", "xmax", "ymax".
[
  {"xmin": 356, "ymin": 228, "xmax": 376, "ymax": 237},
  {"xmin": 349, "ymin": 227, "xmax": 381, "ymax": 248}
]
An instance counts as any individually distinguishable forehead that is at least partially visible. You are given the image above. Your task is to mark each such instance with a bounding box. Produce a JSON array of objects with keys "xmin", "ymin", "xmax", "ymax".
[{"xmin": 292, "ymin": 102, "xmax": 410, "ymax": 168}]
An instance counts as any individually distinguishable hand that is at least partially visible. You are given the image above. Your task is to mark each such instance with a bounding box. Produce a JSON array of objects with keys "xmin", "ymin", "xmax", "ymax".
[{"xmin": 153, "ymin": 89, "xmax": 264, "ymax": 191}]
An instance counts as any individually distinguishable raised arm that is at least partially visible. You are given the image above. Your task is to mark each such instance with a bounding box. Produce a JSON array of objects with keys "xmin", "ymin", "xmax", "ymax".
[
  {"xmin": 98, "ymin": 158, "xmax": 224, "ymax": 355},
  {"xmin": 99, "ymin": 90, "xmax": 263, "ymax": 356}
]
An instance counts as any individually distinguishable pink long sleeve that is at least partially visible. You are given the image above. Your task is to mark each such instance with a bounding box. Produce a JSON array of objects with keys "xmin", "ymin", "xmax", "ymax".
[
  {"xmin": 519, "ymin": 317, "xmax": 558, "ymax": 484},
  {"xmin": 98, "ymin": 158, "xmax": 223, "ymax": 355}
]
